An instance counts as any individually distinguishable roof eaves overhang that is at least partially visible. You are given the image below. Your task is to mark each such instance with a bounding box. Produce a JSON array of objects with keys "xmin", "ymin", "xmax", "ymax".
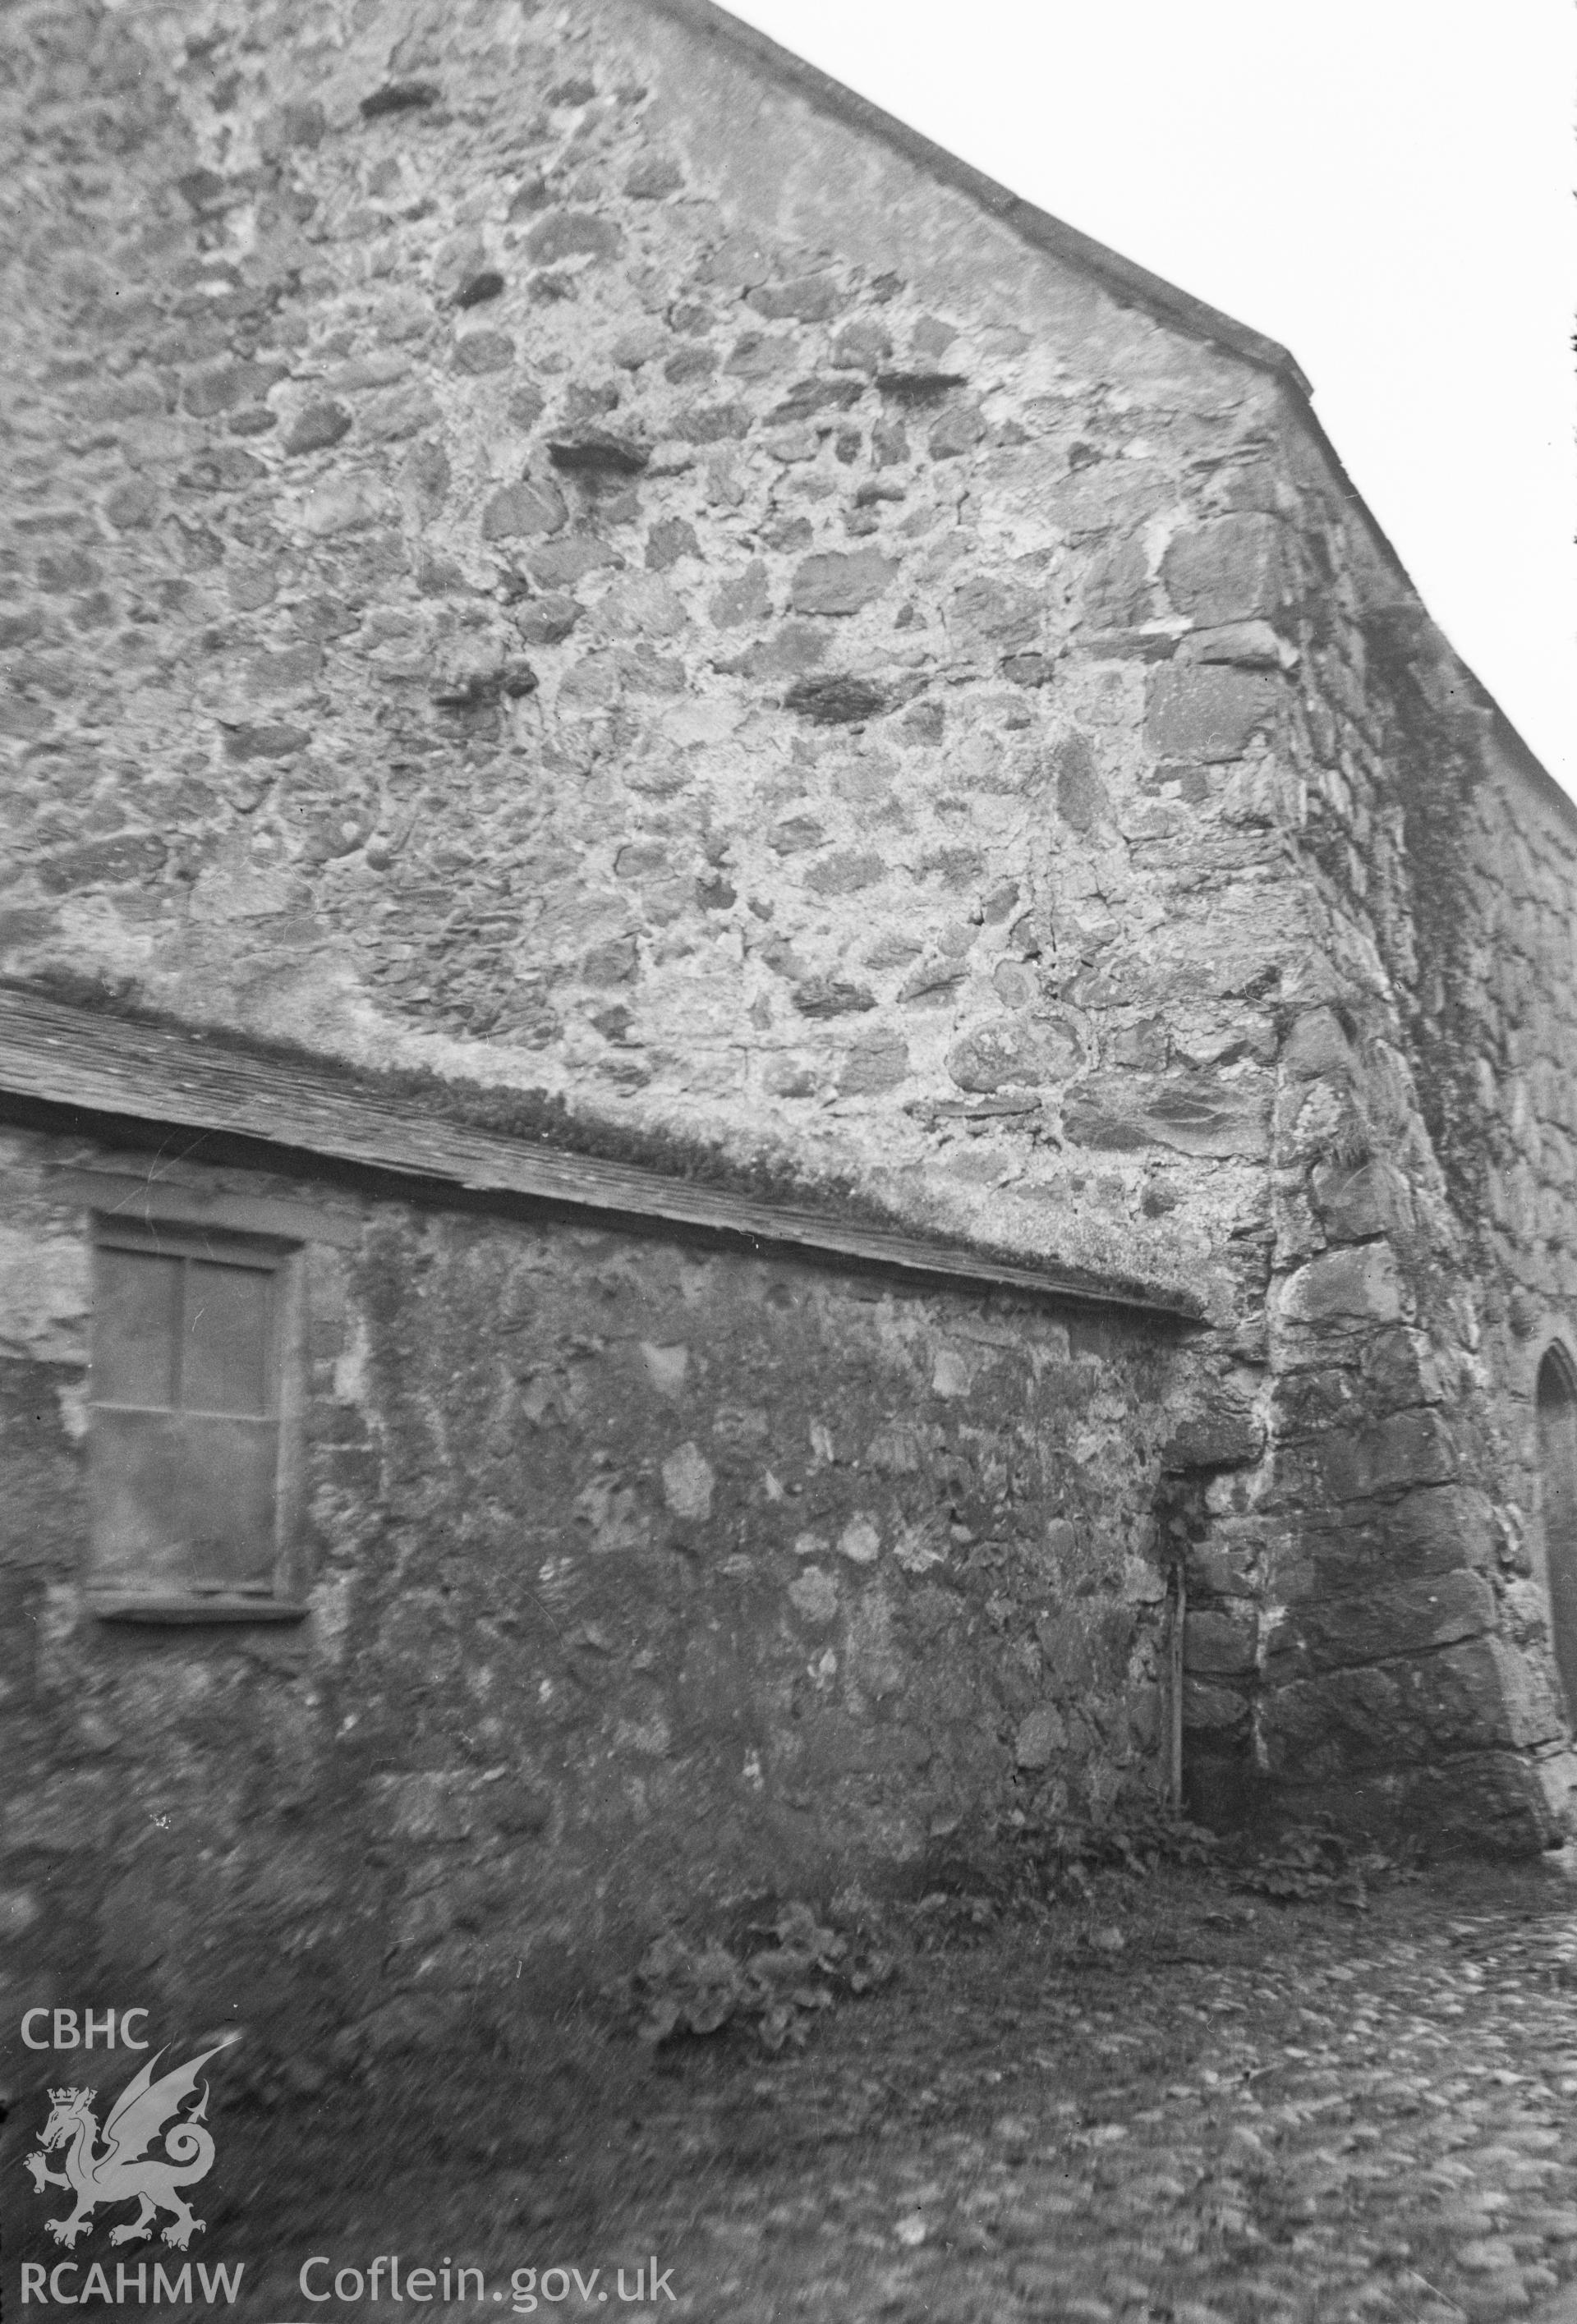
[{"xmin": 0, "ymin": 988, "xmax": 1205, "ymax": 1326}]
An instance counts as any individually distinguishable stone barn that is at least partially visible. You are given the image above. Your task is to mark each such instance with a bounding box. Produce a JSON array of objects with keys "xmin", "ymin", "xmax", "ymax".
[{"xmin": 2, "ymin": 0, "xmax": 1577, "ymax": 2069}]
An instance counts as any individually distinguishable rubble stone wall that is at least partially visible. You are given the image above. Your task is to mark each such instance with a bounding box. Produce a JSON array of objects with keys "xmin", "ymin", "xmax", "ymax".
[
  {"xmin": 0, "ymin": 1124, "xmax": 1198, "ymax": 2065},
  {"xmin": 1175, "ymin": 441, "xmax": 1577, "ymax": 1846},
  {"xmin": 0, "ymin": 0, "xmax": 1317, "ymax": 1314},
  {"xmin": 3, "ymin": 0, "xmax": 1576, "ymax": 1850}
]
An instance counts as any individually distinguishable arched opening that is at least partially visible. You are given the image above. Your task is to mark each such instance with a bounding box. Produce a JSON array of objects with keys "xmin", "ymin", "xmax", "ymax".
[{"xmin": 1538, "ymin": 1345, "xmax": 1577, "ymax": 1718}]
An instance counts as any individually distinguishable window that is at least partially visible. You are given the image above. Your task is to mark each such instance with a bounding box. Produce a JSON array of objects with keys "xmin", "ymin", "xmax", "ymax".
[
  {"xmin": 1538, "ymin": 1344, "xmax": 1577, "ymax": 1717},
  {"xmin": 87, "ymin": 1220, "xmax": 305, "ymax": 1620}
]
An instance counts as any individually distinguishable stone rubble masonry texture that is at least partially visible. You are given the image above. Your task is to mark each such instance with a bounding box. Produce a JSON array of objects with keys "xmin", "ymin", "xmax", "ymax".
[
  {"xmin": 1, "ymin": 1128, "xmax": 1196, "ymax": 2060},
  {"xmin": 2, "ymin": 0, "xmax": 1577, "ymax": 2049}
]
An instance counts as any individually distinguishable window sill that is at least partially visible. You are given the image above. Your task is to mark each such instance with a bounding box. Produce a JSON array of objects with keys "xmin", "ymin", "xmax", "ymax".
[{"xmin": 86, "ymin": 1591, "xmax": 308, "ymax": 1626}]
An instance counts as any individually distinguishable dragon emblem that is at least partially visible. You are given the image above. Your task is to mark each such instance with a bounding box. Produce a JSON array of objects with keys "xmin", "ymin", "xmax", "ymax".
[{"xmin": 24, "ymin": 2038, "xmax": 237, "ymax": 2250}]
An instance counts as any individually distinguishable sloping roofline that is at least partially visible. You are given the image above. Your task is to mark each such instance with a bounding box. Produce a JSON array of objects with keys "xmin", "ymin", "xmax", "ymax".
[
  {"xmin": 648, "ymin": 0, "xmax": 1313, "ymax": 395},
  {"xmin": 0, "ymin": 987, "xmax": 1203, "ymax": 1323},
  {"xmin": 648, "ymin": 0, "xmax": 1574, "ymax": 832}
]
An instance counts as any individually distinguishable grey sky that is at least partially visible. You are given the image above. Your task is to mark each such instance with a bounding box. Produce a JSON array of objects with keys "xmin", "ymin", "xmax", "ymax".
[{"xmin": 724, "ymin": 0, "xmax": 1576, "ymax": 798}]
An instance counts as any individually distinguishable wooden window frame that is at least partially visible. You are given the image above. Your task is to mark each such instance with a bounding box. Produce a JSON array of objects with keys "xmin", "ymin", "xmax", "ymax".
[{"xmin": 85, "ymin": 1216, "xmax": 308, "ymax": 1624}]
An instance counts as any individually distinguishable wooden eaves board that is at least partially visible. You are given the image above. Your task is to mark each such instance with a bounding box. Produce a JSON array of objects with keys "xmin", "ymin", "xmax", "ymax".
[{"xmin": 0, "ymin": 988, "xmax": 1202, "ymax": 1323}]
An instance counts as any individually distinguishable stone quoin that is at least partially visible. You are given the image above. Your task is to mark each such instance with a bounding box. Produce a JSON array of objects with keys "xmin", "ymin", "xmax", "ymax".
[{"xmin": 2, "ymin": 0, "xmax": 1576, "ymax": 2089}]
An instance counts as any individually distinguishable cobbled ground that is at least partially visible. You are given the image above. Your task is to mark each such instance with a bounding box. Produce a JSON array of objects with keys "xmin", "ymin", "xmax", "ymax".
[{"xmin": 249, "ymin": 1854, "xmax": 1577, "ymax": 2324}]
